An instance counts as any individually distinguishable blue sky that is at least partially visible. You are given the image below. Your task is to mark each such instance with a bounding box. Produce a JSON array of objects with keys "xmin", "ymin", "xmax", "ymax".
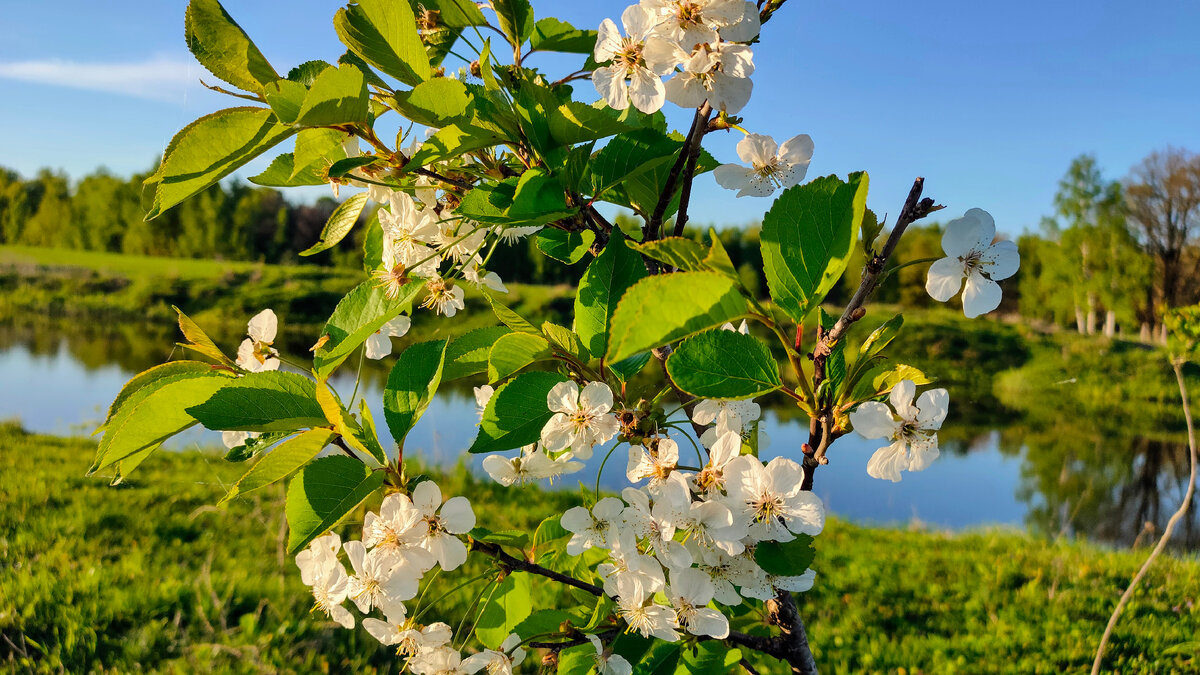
[{"xmin": 1, "ymin": 1, "xmax": 1198, "ymax": 235}]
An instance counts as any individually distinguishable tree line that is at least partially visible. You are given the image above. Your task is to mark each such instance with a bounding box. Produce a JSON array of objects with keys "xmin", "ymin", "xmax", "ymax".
[{"xmin": 2, "ymin": 147, "xmax": 1197, "ymax": 335}]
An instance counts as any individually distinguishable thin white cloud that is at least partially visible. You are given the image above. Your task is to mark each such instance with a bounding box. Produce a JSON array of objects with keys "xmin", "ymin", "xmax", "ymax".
[{"xmin": 0, "ymin": 56, "xmax": 204, "ymax": 104}]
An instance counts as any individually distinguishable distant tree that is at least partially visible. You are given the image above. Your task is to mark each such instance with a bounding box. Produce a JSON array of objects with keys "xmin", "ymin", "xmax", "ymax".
[{"xmin": 1125, "ymin": 147, "xmax": 1200, "ymax": 316}]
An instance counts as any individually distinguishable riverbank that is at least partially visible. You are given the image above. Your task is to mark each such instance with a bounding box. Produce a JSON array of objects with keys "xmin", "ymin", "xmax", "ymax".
[{"xmin": 1, "ymin": 425, "xmax": 1197, "ymax": 674}]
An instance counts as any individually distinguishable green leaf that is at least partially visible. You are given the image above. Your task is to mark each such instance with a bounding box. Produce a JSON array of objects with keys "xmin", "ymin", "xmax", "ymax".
[
  {"xmin": 818, "ymin": 308, "xmax": 847, "ymax": 397},
  {"xmin": 541, "ymin": 322, "xmax": 589, "ymax": 362},
  {"xmin": 634, "ymin": 641, "xmax": 682, "ymax": 675},
  {"xmin": 860, "ymin": 207, "xmax": 884, "ymax": 255},
  {"xmin": 293, "ymin": 128, "xmax": 348, "ymax": 180},
  {"xmin": 383, "ymin": 340, "xmax": 448, "ymax": 442},
  {"xmin": 475, "ymin": 572, "xmax": 533, "ymax": 649},
  {"xmin": 263, "ymin": 78, "xmax": 308, "ymax": 124},
  {"xmin": 635, "ymin": 237, "xmax": 707, "ymax": 271},
  {"xmin": 468, "ymin": 527, "xmax": 531, "ymax": 549},
  {"xmin": 363, "ymin": 214, "xmax": 384, "ymax": 270},
  {"xmin": 575, "ymin": 233, "xmax": 646, "ymax": 360},
  {"xmin": 327, "ymin": 155, "xmax": 379, "ymax": 180},
  {"xmin": 850, "ymin": 363, "xmax": 932, "ymax": 402},
  {"xmin": 249, "ymin": 153, "xmax": 328, "ymax": 187},
  {"xmin": 301, "ymin": 192, "xmax": 369, "ymax": 256},
  {"xmin": 536, "ymin": 228, "xmax": 594, "ymax": 264},
  {"xmin": 184, "ymin": 0, "xmax": 278, "ymax": 93},
  {"xmin": 470, "ymin": 371, "xmax": 567, "ymax": 454},
  {"xmin": 609, "ymin": 352, "xmax": 651, "ymax": 382},
  {"xmin": 590, "ymin": 129, "xmax": 680, "ymax": 197},
  {"xmin": 334, "ymin": 0, "xmax": 431, "ymax": 86},
  {"xmin": 667, "ymin": 329, "xmax": 782, "ymax": 399},
  {"xmin": 606, "ymin": 271, "xmax": 750, "ymax": 363},
  {"xmin": 754, "ymin": 534, "xmax": 816, "ymax": 576},
  {"xmin": 387, "ymin": 77, "xmax": 472, "ymax": 127},
  {"xmin": 223, "ymin": 429, "xmax": 293, "ymax": 462},
  {"xmin": 558, "ymin": 645, "xmax": 597, "ymax": 675},
  {"xmin": 409, "ymin": 123, "xmax": 510, "ymax": 166},
  {"xmin": 286, "ymin": 455, "xmax": 384, "ymax": 553},
  {"xmin": 859, "ymin": 313, "xmax": 904, "ymax": 359},
  {"xmin": 287, "ymin": 59, "xmax": 333, "ymax": 86},
  {"xmin": 682, "ymin": 643, "xmax": 741, "ymax": 674},
  {"xmin": 492, "ymin": 0, "xmax": 535, "ymax": 46},
  {"xmin": 100, "ymin": 361, "xmax": 218, "ymax": 431},
  {"xmin": 511, "ymin": 169, "xmax": 576, "ymax": 224},
  {"xmin": 412, "ymin": 0, "xmax": 488, "ymax": 27},
  {"xmin": 220, "ymin": 428, "xmax": 334, "ymax": 503},
  {"xmin": 477, "ymin": 39, "xmax": 501, "ymax": 91},
  {"xmin": 484, "ymin": 292, "xmax": 541, "ymax": 334},
  {"xmin": 174, "ymin": 306, "xmax": 236, "ymax": 367},
  {"xmin": 760, "ymin": 172, "xmax": 869, "ymax": 322},
  {"xmin": 529, "ymin": 17, "xmax": 597, "ymax": 53},
  {"xmin": 514, "ymin": 609, "xmax": 573, "ymax": 639},
  {"xmin": 187, "ymin": 371, "xmax": 328, "ymax": 432},
  {"xmin": 548, "ymin": 101, "xmax": 634, "ymax": 146},
  {"xmin": 91, "ymin": 372, "xmax": 234, "ymax": 473},
  {"xmin": 704, "ymin": 227, "xmax": 738, "ymax": 278},
  {"xmin": 313, "ymin": 279, "xmax": 426, "ymax": 377},
  {"xmin": 295, "ymin": 63, "xmax": 369, "ymax": 126},
  {"xmin": 488, "ymin": 332, "xmax": 552, "ymax": 383},
  {"xmin": 145, "ymin": 107, "xmax": 295, "ymax": 219},
  {"xmin": 442, "ymin": 326, "xmax": 514, "ymax": 381}
]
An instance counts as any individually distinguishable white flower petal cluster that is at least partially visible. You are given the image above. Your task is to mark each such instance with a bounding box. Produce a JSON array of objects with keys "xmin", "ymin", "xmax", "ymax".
[
  {"xmin": 235, "ymin": 309, "xmax": 280, "ymax": 372},
  {"xmin": 714, "ymin": 133, "xmax": 814, "ymax": 198},
  {"xmin": 849, "ymin": 379, "xmax": 950, "ymax": 482},
  {"xmin": 365, "ymin": 316, "xmax": 411, "ymax": 360},
  {"xmin": 925, "ymin": 208, "xmax": 1020, "ymax": 318},
  {"xmin": 540, "ymin": 381, "xmax": 621, "ymax": 456},
  {"xmin": 483, "ymin": 443, "xmax": 584, "ymax": 487},
  {"xmin": 592, "ymin": 0, "xmax": 762, "ymax": 114}
]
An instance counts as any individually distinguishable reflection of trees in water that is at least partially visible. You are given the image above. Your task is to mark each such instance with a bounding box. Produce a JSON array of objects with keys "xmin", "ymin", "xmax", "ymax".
[{"xmin": 1002, "ymin": 423, "xmax": 1198, "ymax": 547}]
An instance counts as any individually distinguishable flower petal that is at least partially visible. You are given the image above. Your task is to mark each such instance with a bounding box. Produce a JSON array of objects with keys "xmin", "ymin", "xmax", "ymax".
[
  {"xmin": 962, "ymin": 272, "xmax": 1002, "ymax": 318},
  {"xmin": 888, "ymin": 379, "xmax": 916, "ymax": 414},
  {"xmin": 925, "ymin": 256, "xmax": 966, "ymax": 302},
  {"xmin": 736, "ymin": 133, "xmax": 777, "ymax": 166},
  {"xmin": 915, "ymin": 388, "xmax": 950, "ymax": 430},
  {"xmin": 942, "ymin": 208, "xmax": 995, "ymax": 257},
  {"xmin": 983, "ymin": 239, "xmax": 1020, "ymax": 281},
  {"xmin": 364, "ymin": 332, "xmax": 390, "ymax": 360},
  {"xmin": 866, "ymin": 441, "xmax": 908, "ymax": 482},
  {"xmin": 579, "ymin": 381, "xmax": 615, "ymax": 413},
  {"xmin": 412, "ymin": 480, "xmax": 442, "ymax": 515},
  {"xmin": 849, "ymin": 401, "xmax": 897, "ymax": 440},
  {"xmin": 440, "ymin": 496, "xmax": 476, "ymax": 533}
]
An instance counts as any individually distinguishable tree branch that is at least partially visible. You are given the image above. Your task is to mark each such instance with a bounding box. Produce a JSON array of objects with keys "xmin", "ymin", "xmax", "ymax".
[
  {"xmin": 802, "ymin": 177, "xmax": 939, "ymax": 489},
  {"xmin": 671, "ymin": 107, "xmax": 715, "ymax": 240},
  {"xmin": 469, "ymin": 540, "xmax": 604, "ymax": 597},
  {"xmin": 646, "ymin": 103, "xmax": 713, "ymax": 242}
]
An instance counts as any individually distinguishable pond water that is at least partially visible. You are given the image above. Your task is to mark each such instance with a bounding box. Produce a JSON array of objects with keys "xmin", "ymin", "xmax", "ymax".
[{"xmin": 3, "ymin": 321, "xmax": 1196, "ymax": 548}]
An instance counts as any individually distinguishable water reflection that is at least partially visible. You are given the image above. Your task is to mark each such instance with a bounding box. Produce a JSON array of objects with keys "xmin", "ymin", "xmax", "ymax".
[{"xmin": 1, "ymin": 318, "xmax": 1194, "ymax": 548}]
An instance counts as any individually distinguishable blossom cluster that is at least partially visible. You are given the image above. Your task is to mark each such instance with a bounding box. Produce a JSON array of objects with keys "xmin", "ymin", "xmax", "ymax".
[{"xmin": 292, "ymin": 481, "xmax": 530, "ymax": 674}]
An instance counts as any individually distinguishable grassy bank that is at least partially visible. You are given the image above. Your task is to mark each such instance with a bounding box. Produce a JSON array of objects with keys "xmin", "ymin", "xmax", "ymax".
[{"xmin": 1, "ymin": 425, "xmax": 1197, "ymax": 674}]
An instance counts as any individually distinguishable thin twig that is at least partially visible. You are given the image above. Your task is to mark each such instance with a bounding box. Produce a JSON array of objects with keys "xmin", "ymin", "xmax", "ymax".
[
  {"xmin": 1091, "ymin": 359, "xmax": 1197, "ymax": 674},
  {"xmin": 646, "ymin": 103, "xmax": 712, "ymax": 242},
  {"xmin": 469, "ymin": 540, "xmax": 604, "ymax": 596},
  {"xmin": 671, "ymin": 107, "xmax": 715, "ymax": 239}
]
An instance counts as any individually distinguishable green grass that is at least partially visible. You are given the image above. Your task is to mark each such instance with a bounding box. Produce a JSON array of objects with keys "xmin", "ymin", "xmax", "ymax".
[{"xmin": 2, "ymin": 425, "xmax": 1198, "ymax": 674}]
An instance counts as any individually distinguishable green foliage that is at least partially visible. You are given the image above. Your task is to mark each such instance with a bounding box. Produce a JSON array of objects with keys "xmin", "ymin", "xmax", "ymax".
[
  {"xmin": 536, "ymin": 228, "xmax": 595, "ymax": 264},
  {"xmin": 754, "ymin": 535, "xmax": 816, "ymax": 576},
  {"xmin": 575, "ymin": 233, "xmax": 646, "ymax": 360},
  {"xmin": 442, "ymin": 325, "xmax": 515, "ymax": 380},
  {"xmin": 143, "ymin": 108, "xmax": 295, "ymax": 220},
  {"xmin": 529, "ymin": 18, "xmax": 597, "ymax": 54},
  {"xmin": 387, "ymin": 77, "xmax": 472, "ymax": 127},
  {"xmin": 333, "ymin": 0, "xmax": 430, "ymax": 86},
  {"xmin": 285, "ymin": 454, "xmax": 384, "ymax": 553},
  {"xmin": 300, "ymin": 192, "xmax": 368, "ymax": 256},
  {"xmin": 312, "ymin": 279, "xmax": 424, "ymax": 377},
  {"xmin": 220, "ymin": 428, "xmax": 329, "ymax": 503},
  {"xmin": 184, "ymin": 0, "xmax": 279, "ymax": 93},
  {"xmin": 470, "ymin": 370, "xmax": 568, "ymax": 454},
  {"xmin": 294, "ymin": 63, "xmax": 369, "ymax": 126},
  {"xmin": 487, "ymin": 331, "xmax": 552, "ymax": 382},
  {"xmin": 606, "ymin": 271, "xmax": 749, "ymax": 363},
  {"xmin": 474, "ymin": 572, "xmax": 533, "ymax": 649},
  {"xmin": 382, "ymin": 339, "xmax": 448, "ymax": 442},
  {"xmin": 760, "ymin": 173, "xmax": 868, "ymax": 322},
  {"xmin": 187, "ymin": 371, "xmax": 328, "ymax": 432},
  {"xmin": 666, "ymin": 329, "xmax": 782, "ymax": 399}
]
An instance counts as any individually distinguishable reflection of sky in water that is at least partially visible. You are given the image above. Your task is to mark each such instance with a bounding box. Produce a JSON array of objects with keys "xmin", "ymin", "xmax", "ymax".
[{"xmin": 1, "ymin": 338, "xmax": 1027, "ymax": 532}]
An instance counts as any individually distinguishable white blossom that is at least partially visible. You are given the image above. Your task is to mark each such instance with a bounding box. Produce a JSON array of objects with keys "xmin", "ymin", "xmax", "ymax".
[
  {"xmin": 295, "ymin": 532, "xmax": 341, "ymax": 586},
  {"xmin": 412, "ymin": 480, "xmax": 476, "ymax": 571},
  {"xmin": 718, "ymin": 1, "xmax": 761, "ymax": 42},
  {"xmin": 641, "ymin": 0, "xmax": 746, "ymax": 47},
  {"xmin": 462, "ymin": 263, "xmax": 508, "ymax": 294},
  {"xmin": 664, "ymin": 42, "xmax": 754, "ymax": 114},
  {"xmin": 391, "ymin": 621, "xmax": 454, "ymax": 657},
  {"xmin": 720, "ymin": 319, "xmax": 750, "ymax": 334},
  {"xmin": 691, "ymin": 429, "xmax": 741, "ymax": 496},
  {"xmin": 410, "ymin": 645, "xmax": 470, "ymax": 675},
  {"xmin": 344, "ymin": 540, "xmax": 416, "ymax": 617},
  {"xmin": 221, "ymin": 429, "xmax": 258, "ymax": 450},
  {"xmin": 626, "ymin": 438, "xmax": 680, "ymax": 486},
  {"xmin": 621, "ymin": 485, "xmax": 693, "ymax": 570},
  {"xmin": 362, "ymin": 492, "xmax": 436, "ymax": 572},
  {"xmin": 364, "ymin": 316, "xmax": 411, "ymax": 360},
  {"xmin": 925, "ymin": 208, "xmax": 1020, "ymax": 318},
  {"xmin": 713, "ymin": 133, "xmax": 814, "ymax": 198},
  {"xmin": 598, "ymin": 532, "xmax": 666, "ymax": 598},
  {"xmin": 309, "ymin": 561, "xmax": 354, "ymax": 629},
  {"xmin": 667, "ymin": 568, "xmax": 730, "ymax": 638},
  {"xmin": 474, "ymin": 385, "xmax": 494, "ymax": 418},
  {"xmin": 561, "ymin": 497, "xmax": 625, "ymax": 555},
  {"xmin": 482, "ymin": 445, "xmax": 562, "ymax": 487},
  {"xmin": 587, "ymin": 635, "xmax": 633, "ymax": 675},
  {"xmin": 461, "ymin": 633, "xmax": 526, "ymax": 675},
  {"xmin": 725, "ymin": 456, "xmax": 825, "ymax": 542},
  {"xmin": 540, "ymin": 381, "xmax": 621, "ymax": 452},
  {"xmin": 849, "ymin": 379, "xmax": 949, "ymax": 482},
  {"xmin": 593, "ymin": 5, "xmax": 680, "ymax": 113},
  {"xmin": 420, "ymin": 277, "xmax": 466, "ymax": 317},
  {"xmin": 236, "ymin": 309, "xmax": 280, "ymax": 372},
  {"xmin": 615, "ymin": 578, "xmax": 680, "ymax": 641}
]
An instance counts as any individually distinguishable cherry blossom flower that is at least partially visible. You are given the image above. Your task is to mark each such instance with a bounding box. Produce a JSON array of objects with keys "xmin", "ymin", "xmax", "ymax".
[
  {"xmin": 410, "ymin": 645, "xmax": 470, "ymax": 675},
  {"xmin": 462, "ymin": 263, "xmax": 508, "ymax": 294},
  {"xmin": 461, "ymin": 634, "xmax": 525, "ymax": 675},
  {"xmin": 474, "ymin": 385, "xmax": 494, "ymax": 418},
  {"xmin": 494, "ymin": 223, "xmax": 542, "ymax": 244},
  {"xmin": 725, "ymin": 456, "xmax": 825, "ymax": 541},
  {"xmin": 390, "ymin": 621, "xmax": 454, "ymax": 657},
  {"xmin": 621, "ymin": 485, "xmax": 693, "ymax": 570},
  {"xmin": 925, "ymin": 208, "xmax": 1020, "ymax": 318},
  {"xmin": 361, "ymin": 605, "xmax": 409, "ymax": 646},
  {"xmin": 587, "ymin": 635, "xmax": 633, "ymax": 675},
  {"xmin": 713, "ymin": 133, "xmax": 814, "ymax": 198},
  {"xmin": 420, "ymin": 277, "xmax": 466, "ymax": 317},
  {"xmin": 718, "ymin": 1, "xmax": 761, "ymax": 42},
  {"xmin": 692, "ymin": 430, "xmax": 741, "ymax": 496},
  {"xmin": 626, "ymin": 438, "xmax": 680, "ymax": 486},
  {"xmin": 667, "ymin": 568, "xmax": 730, "ymax": 638},
  {"xmin": 641, "ymin": 0, "xmax": 746, "ymax": 47},
  {"xmin": 615, "ymin": 578, "xmax": 680, "ymax": 641},
  {"xmin": 849, "ymin": 379, "xmax": 949, "ymax": 482},
  {"xmin": 412, "ymin": 480, "xmax": 476, "ymax": 571},
  {"xmin": 598, "ymin": 532, "xmax": 666, "ymax": 598},
  {"xmin": 693, "ymin": 546, "xmax": 756, "ymax": 605},
  {"xmin": 593, "ymin": 5, "xmax": 680, "ymax": 113},
  {"xmin": 296, "ymin": 532, "xmax": 341, "ymax": 586},
  {"xmin": 221, "ymin": 430, "xmax": 258, "ymax": 450},
  {"xmin": 365, "ymin": 316, "xmax": 411, "ymax": 360},
  {"xmin": 720, "ymin": 319, "xmax": 749, "ymax": 334},
  {"xmin": 482, "ymin": 445, "xmax": 561, "ymax": 486},
  {"xmin": 664, "ymin": 42, "xmax": 754, "ymax": 114},
  {"xmin": 236, "ymin": 309, "xmax": 280, "ymax": 372},
  {"xmin": 309, "ymin": 561, "xmax": 354, "ymax": 629},
  {"xmin": 540, "ymin": 381, "xmax": 621, "ymax": 452},
  {"xmin": 561, "ymin": 497, "xmax": 625, "ymax": 554},
  {"xmin": 362, "ymin": 493, "xmax": 436, "ymax": 572},
  {"xmin": 344, "ymin": 540, "xmax": 416, "ymax": 616}
]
